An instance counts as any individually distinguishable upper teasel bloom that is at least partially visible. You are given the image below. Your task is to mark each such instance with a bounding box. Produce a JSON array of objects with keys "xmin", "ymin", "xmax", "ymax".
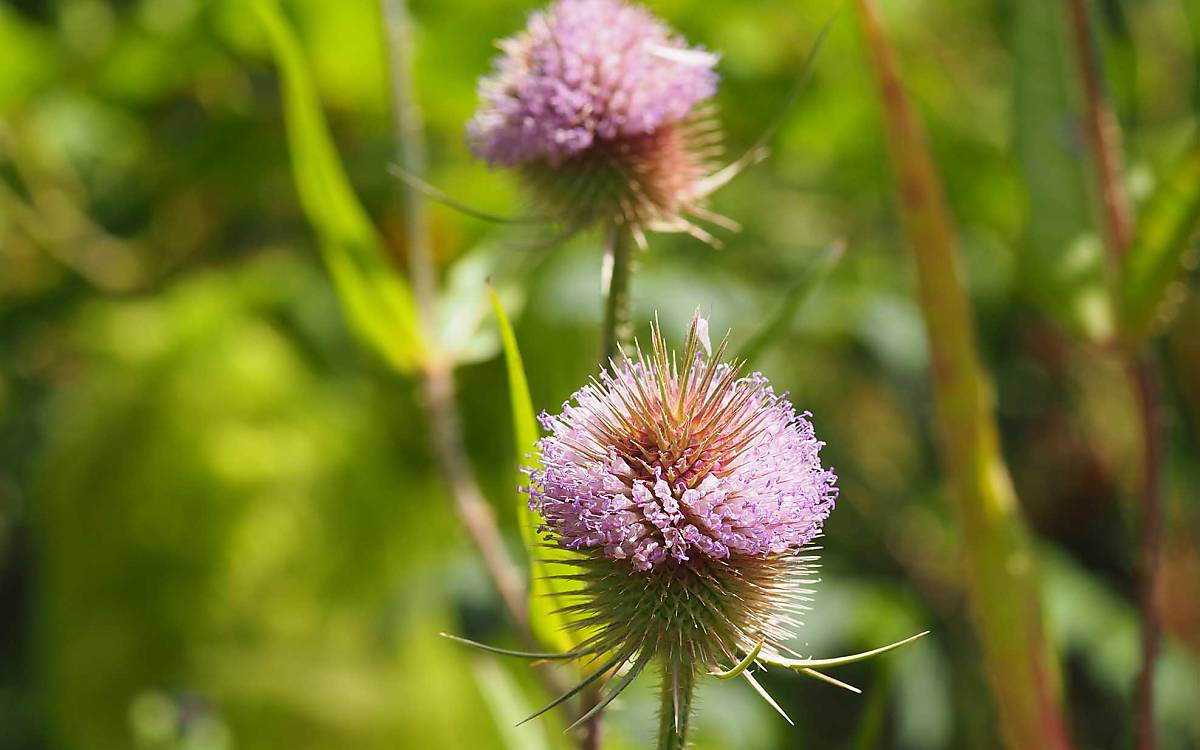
[{"xmin": 467, "ymin": 0, "xmax": 737, "ymax": 245}]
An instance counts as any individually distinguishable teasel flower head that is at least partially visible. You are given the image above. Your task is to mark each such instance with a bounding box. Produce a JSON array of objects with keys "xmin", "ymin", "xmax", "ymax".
[
  {"xmin": 527, "ymin": 315, "xmax": 836, "ymax": 717},
  {"xmin": 445, "ymin": 315, "xmax": 929, "ymax": 736},
  {"xmin": 467, "ymin": 0, "xmax": 739, "ymax": 246}
]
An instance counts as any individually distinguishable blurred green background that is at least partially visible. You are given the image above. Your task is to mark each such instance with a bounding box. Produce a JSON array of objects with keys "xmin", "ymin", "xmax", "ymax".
[{"xmin": 2, "ymin": 0, "xmax": 1199, "ymax": 748}]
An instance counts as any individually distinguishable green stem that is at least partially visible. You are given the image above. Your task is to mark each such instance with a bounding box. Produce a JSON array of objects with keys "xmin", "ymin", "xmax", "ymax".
[
  {"xmin": 601, "ymin": 222, "xmax": 635, "ymax": 365},
  {"xmin": 656, "ymin": 663, "xmax": 695, "ymax": 750}
]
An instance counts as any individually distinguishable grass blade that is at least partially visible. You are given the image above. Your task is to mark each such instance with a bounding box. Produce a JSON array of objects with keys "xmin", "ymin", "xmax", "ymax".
[
  {"xmin": 1013, "ymin": 0, "xmax": 1113, "ymax": 342},
  {"xmin": 488, "ymin": 285, "xmax": 592, "ymax": 655},
  {"xmin": 1120, "ymin": 138, "xmax": 1200, "ymax": 344},
  {"xmin": 737, "ymin": 241, "xmax": 844, "ymax": 366},
  {"xmin": 253, "ymin": 0, "xmax": 423, "ymax": 373}
]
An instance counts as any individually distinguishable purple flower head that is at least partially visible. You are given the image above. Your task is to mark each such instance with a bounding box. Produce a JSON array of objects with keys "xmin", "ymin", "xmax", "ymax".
[
  {"xmin": 467, "ymin": 0, "xmax": 735, "ymax": 241},
  {"xmin": 468, "ymin": 0, "xmax": 718, "ymax": 167},
  {"xmin": 448, "ymin": 316, "xmax": 921, "ymax": 737},
  {"xmin": 528, "ymin": 315, "xmax": 838, "ymax": 572}
]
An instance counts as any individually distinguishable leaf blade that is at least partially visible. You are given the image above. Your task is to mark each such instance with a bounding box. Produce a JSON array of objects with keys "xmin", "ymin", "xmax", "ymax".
[
  {"xmin": 488, "ymin": 285, "xmax": 590, "ymax": 655},
  {"xmin": 737, "ymin": 241, "xmax": 844, "ymax": 366},
  {"xmin": 253, "ymin": 0, "xmax": 423, "ymax": 373},
  {"xmin": 1012, "ymin": 0, "xmax": 1114, "ymax": 342},
  {"xmin": 1120, "ymin": 138, "xmax": 1200, "ymax": 344}
]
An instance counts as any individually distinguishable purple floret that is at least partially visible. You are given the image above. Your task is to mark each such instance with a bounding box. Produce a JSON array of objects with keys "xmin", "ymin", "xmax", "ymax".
[
  {"xmin": 526, "ymin": 322, "xmax": 838, "ymax": 572},
  {"xmin": 468, "ymin": 0, "xmax": 719, "ymax": 167}
]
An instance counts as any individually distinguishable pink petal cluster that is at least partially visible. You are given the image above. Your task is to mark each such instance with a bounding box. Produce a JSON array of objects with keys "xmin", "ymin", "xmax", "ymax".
[
  {"xmin": 527, "ymin": 325, "xmax": 837, "ymax": 572},
  {"xmin": 468, "ymin": 0, "xmax": 719, "ymax": 167}
]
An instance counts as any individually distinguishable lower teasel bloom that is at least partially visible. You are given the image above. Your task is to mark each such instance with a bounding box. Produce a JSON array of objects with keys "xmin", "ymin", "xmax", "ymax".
[{"xmin": 446, "ymin": 316, "xmax": 928, "ymax": 742}]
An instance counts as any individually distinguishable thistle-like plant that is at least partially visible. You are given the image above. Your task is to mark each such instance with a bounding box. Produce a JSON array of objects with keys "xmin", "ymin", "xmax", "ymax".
[
  {"xmin": 467, "ymin": 0, "xmax": 738, "ymax": 246},
  {"xmin": 449, "ymin": 315, "xmax": 927, "ymax": 747},
  {"xmin": 392, "ymin": 0, "xmax": 834, "ymax": 363}
]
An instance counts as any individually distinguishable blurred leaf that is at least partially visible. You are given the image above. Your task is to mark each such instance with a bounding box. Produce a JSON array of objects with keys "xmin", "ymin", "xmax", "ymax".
[
  {"xmin": 852, "ymin": 2, "xmax": 1071, "ymax": 748},
  {"xmin": 253, "ymin": 0, "xmax": 423, "ymax": 373},
  {"xmin": 471, "ymin": 658, "xmax": 555, "ymax": 750},
  {"xmin": 1013, "ymin": 0, "xmax": 1113, "ymax": 343},
  {"xmin": 439, "ymin": 245, "xmax": 527, "ymax": 365},
  {"xmin": 487, "ymin": 285, "xmax": 585, "ymax": 654},
  {"xmin": 1120, "ymin": 138, "xmax": 1200, "ymax": 344},
  {"xmin": 0, "ymin": 6, "xmax": 58, "ymax": 109},
  {"xmin": 850, "ymin": 666, "xmax": 890, "ymax": 750},
  {"xmin": 737, "ymin": 240, "xmax": 844, "ymax": 366},
  {"xmin": 1042, "ymin": 548, "xmax": 1200, "ymax": 741}
]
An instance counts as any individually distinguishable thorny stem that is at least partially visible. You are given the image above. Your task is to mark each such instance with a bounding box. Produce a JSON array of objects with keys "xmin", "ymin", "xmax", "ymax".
[
  {"xmin": 601, "ymin": 223, "xmax": 636, "ymax": 364},
  {"xmin": 587, "ymin": 221, "xmax": 636, "ymax": 747},
  {"xmin": 656, "ymin": 663, "xmax": 695, "ymax": 750},
  {"xmin": 378, "ymin": 0, "xmax": 574, "ymax": 715},
  {"xmin": 1063, "ymin": 3, "xmax": 1164, "ymax": 747}
]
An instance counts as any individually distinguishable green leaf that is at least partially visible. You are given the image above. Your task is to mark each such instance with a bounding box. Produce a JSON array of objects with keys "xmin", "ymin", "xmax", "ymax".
[
  {"xmin": 736, "ymin": 241, "xmax": 844, "ymax": 366},
  {"xmin": 1012, "ymin": 0, "xmax": 1113, "ymax": 343},
  {"xmin": 487, "ymin": 286, "xmax": 586, "ymax": 655},
  {"xmin": 470, "ymin": 658, "xmax": 554, "ymax": 750},
  {"xmin": 253, "ymin": 0, "xmax": 423, "ymax": 373},
  {"xmin": 1120, "ymin": 138, "xmax": 1200, "ymax": 344}
]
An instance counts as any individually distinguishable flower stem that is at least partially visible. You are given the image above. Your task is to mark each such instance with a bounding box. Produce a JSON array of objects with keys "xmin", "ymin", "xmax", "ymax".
[
  {"xmin": 656, "ymin": 663, "xmax": 695, "ymax": 750},
  {"xmin": 580, "ymin": 687, "xmax": 603, "ymax": 750},
  {"xmin": 601, "ymin": 223, "xmax": 635, "ymax": 365}
]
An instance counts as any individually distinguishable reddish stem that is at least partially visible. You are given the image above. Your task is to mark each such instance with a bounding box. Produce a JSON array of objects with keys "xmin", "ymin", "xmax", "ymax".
[
  {"xmin": 1062, "ymin": 4, "xmax": 1163, "ymax": 747},
  {"xmin": 1133, "ymin": 355, "xmax": 1164, "ymax": 750}
]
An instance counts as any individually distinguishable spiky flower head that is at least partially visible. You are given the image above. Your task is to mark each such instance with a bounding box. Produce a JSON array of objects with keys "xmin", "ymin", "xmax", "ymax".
[
  {"xmin": 525, "ymin": 315, "xmax": 837, "ymax": 690},
  {"xmin": 467, "ymin": 0, "xmax": 732, "ymax": 243}
]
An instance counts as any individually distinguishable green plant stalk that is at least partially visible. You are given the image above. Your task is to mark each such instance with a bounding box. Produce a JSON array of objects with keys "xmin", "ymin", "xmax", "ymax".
[
  {"xmin": 852, "ymin": 2, "xmax": 1074, "ymax": 748},
  {"xmin": 592, "ymin": 221, "xmax": 636, "ymax": 747},
  {"xmin": 601, "ymin": 223, "xmax": 635, "ymax": 364},
  {"xmin": 656, "ymin": 664, "xmax": 695, "ymax": 750}
]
